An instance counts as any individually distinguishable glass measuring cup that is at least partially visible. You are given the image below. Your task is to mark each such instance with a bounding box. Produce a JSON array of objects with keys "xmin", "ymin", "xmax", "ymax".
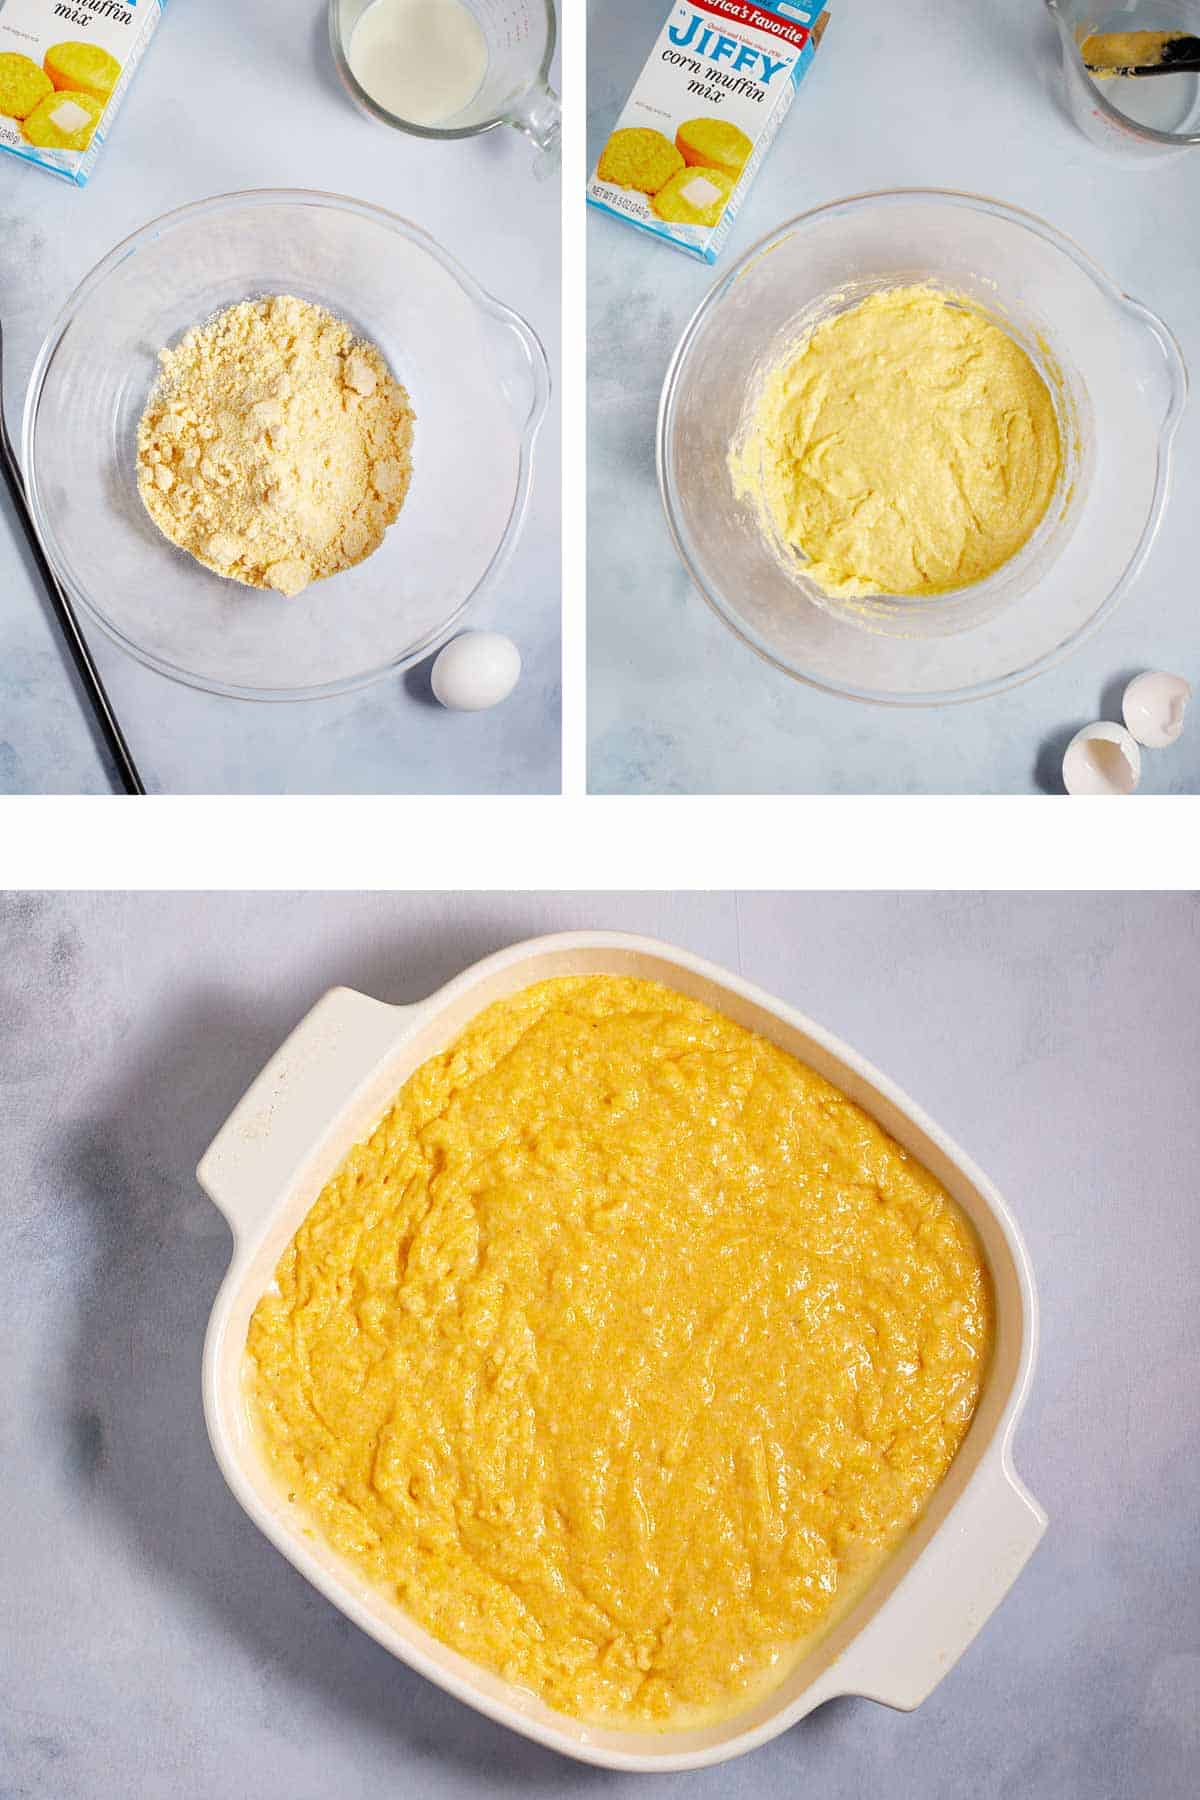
[
  {"xmin": 1046, "ymin": 0, "xmax": 1200, "ymax": 157},
  {"xmin": 330, "ymin": 0, "xmax": 559, "ymax": 159}
]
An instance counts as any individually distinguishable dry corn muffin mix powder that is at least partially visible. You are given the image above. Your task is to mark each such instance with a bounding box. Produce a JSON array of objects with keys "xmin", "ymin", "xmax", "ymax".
[
  {"xmin": 247, "ymin": 976, "xmax": 992, "ymax": 1728},
  {"xmin": 137, "ymin": 296, "xmax": 415, "ymax": 599}
]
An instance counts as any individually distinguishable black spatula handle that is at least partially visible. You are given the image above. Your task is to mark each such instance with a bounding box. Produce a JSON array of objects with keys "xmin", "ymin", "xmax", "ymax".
[{"xmin": 0, "ymin": 327, "xmax": 145, "ymax": 796}]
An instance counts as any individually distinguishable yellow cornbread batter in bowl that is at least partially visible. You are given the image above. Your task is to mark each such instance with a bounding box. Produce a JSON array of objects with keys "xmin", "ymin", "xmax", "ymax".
[
  {"xmin": 247, "ymin": 976, "xmax": 992, "ymax": 1728},
  {"xmin": 730, "ymin": 285, "xmax": 1063, "ymax": 600}
]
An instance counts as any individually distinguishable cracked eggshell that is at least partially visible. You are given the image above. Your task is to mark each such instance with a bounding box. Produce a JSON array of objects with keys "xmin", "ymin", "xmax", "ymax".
[
  {"xmin": 1122, "ymin": 671, "xmax": 1191, "ymax": 749},
  {"xmin": 1062, "ymin": 722, "xmax": 1141, "ymax": 795}
]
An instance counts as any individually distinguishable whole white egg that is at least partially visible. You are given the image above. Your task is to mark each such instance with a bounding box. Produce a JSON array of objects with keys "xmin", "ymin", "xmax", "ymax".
[{"xmin": 430, "ymin": 633, "xmax": 521, "ymax": 712}]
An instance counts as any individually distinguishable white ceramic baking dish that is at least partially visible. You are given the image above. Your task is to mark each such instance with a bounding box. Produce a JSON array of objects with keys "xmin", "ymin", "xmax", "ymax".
[{"xmin": 198, "ymin": 932, "xmax": 1046, "ymax": 1773}]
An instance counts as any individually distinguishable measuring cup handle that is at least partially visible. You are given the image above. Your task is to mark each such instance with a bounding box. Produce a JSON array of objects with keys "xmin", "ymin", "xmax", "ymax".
[{"xmin": 508, "ymin": 79, "xmax": 560, "ymax": 169}]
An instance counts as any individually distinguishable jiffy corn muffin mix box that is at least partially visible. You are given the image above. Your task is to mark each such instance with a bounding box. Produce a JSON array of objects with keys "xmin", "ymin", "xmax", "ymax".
[
  {"xmin": 589, "ymin": 1, "xmax": 830, "ymax": 263},
  {"xmin": 0, "ymin": 0, "xmax": 166, "ymax": 185}
]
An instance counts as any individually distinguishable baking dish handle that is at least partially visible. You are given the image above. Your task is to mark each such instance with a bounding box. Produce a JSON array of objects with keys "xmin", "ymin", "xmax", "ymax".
[
  {"xmin": 196, "ymin": 986, "xmax": 410, "ymax": 1242},
  {"xmin": 830, "ymin": 1458, "xmax": 1047, "ymax": 1712}
]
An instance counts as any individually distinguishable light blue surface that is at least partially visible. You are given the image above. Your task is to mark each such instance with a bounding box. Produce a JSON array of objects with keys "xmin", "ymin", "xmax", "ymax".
[
  {"xmin": 1, "ymin": 890, "xmax": 1198, "ymax": 1798},
  {"xmin": 588, "ymin": 0, "xmax": 1200, "ymax": 793},
  {"xmin": 0, "ymin": 2, "xmax": 560, "ymax": 793}
]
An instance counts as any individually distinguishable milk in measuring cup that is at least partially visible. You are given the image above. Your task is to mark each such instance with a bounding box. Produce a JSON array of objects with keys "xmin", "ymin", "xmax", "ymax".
[{"xmin": 349, "ymin": 0, "xmax": 488, "ymax": 125}]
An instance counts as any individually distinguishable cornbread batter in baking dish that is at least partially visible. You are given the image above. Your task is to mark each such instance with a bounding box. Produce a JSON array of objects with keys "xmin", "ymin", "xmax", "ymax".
[
  {"xmin": 730, "ymin": 285, "xmax": 1063, "ymax": 599},
  {"xmin": 247, "ymin": 976, "xmax": 992, "ymax": 1728}
]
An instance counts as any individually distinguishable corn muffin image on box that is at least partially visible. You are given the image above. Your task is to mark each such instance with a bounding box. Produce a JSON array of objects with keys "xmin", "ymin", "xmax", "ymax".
[
  {"xmin": 0, "ymin": 0, "xmax": 167, "ymax": 185},
  {"xmin": 589, "ymin": 1, "xmax": 830, "ymax": 263}
]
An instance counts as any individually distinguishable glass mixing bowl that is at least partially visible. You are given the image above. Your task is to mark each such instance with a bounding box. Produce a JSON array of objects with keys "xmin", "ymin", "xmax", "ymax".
[
  {"xmin": 23, "ymin": 189, "xmax": 549, "ymax": 701},
  {"xmin": 658, "ymin": 189, "xmax": 1186, "ymax": 706}
]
